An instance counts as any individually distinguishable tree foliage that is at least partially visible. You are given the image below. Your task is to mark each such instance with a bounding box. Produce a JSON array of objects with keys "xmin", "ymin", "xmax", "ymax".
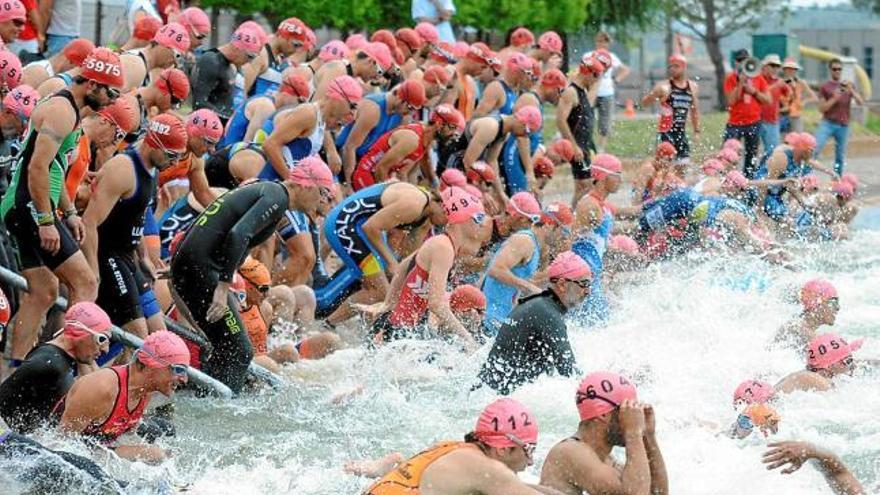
[
  {"xmin": 199, "ymin": 0, "xmax": 659, "ymax": 34},
  {"xmin": 851, "ymin": 0, "xmax": 880, "ymax": 14}
]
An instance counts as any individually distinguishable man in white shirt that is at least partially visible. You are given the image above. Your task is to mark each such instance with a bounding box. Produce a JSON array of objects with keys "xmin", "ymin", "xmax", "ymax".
[
  {"xmin": 127, "ymin": 0, "xmax": 161, "ymax": 37},
  {"xmin": 585, "ymin": 31, "xmax": 630, "ymax": 153},
  {"xmin": 412, "ymin": 0, "xmax": 456, "ymax": 44}
]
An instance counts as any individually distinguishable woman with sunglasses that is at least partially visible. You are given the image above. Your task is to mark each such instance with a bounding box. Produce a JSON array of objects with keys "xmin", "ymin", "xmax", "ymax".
[
  {"xmin": 355, "ymin": 398, "xmax": 549, "ymax": 495},
  {"xmin": 81, "ymin": 114, "xmax": 187, "ymax": 341},
  {"xmin": 774, "ymin": 333, "xmax": 864, "ymax": 395},
  {"xmin": 541, "ymin": 372, "xmax": 667, "ymax": 495},
  {"xmin": 239, "ymin": 17, "xmax": 311, "ymax": 101},
  {"xmin": 0, "ymin": 47, "xmax": 123, "ymax": 366},
  {"xmin": 0, "ymin": 302, "xmax": 111, "ymax": 434},
  {"xmin": 478, "ymin": 251, "xmax": 591, "ymax": 394},
  {"xmin": 57, "ymin": 331, "xmax": 189, "ymax": 464},
  {"xmin": 119, "ymin": 22, "xmax": 189, "ymax": 92},
  {"xmin": 774, "ymin": 279, "xmax": 841, "ymax": 351}
]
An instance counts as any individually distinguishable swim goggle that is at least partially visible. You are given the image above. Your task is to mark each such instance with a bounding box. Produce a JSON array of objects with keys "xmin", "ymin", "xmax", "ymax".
[
  {"xmin": 138, "ymin": 349, "xmax": 188, "ymax": 377},
  {"xmin": 509, "ymin": 201, "xmax": 541, "ymax": 224},
  {"xmin": 62, "ymin": 320, "xmax": 111, "ymax": 346},
  {"xmin": 505, "ymin": 433, "xmax": 536, "ymax": 461}
]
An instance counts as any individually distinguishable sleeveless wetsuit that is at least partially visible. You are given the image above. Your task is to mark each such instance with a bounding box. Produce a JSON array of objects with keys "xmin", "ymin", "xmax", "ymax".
[
  {"xmin": 335, "ymin": 93, "xmax": 404, "ymax": 163},
  {"xmin": 500, "ymin": 97, "xmax": 543, "ymax": 195},
  {"xmin": 496, "ymin": 79, "xmax": 518, "ymax": 116},
  {"xmin": 637, "ymin": 188, "xmax": 703, "ymax": 236},
  {"xmin": 0, "ymin": 89, "xmax": 81, "ymax": 270},
  {"xmin": 481, "ymin": 229, "xmax": 540, "ymax": 336},
  {"xmin": 755, "ymin": 148, "xmax": 810, "ymax": 221},
  {"xmin": 220, "ymin": 95, "xmax": 271, "ymax": 148},
  {"xmin": 363, "ymin": 442, "xmax": 471, "ymax": 495},
  {"xmin": 251, "ymin": 43, "xmax": 288, "ymax": 97},
  {"xmin": 437, "ymin": 115, "xmax": 505, "ymax": 174},
  {"xmin": 158, "ymin": 194, "xmax": 201, "ymax": 259},
  {"xmin": 566, "ymin": 83, "xmax": 595, "ymax": 180},
  {"xmin": 254, "ymin": 104, "xmax": 325, "ymax": 180},
  {"xmin": 171, "ymin": 181, "xmax": 289, "ymax": 393},
  {"xmin": 204, "ymin": 141, "xmax": 266, "ymax": 190},
  {"xmin": 0, "ymin": 343, "xmax": 76, "ymax": 433},
  {"xmin": 95, "ymin": 148, "xmax": 157, "ymax": 326},
  {"xmin": 352, "ymin": 124, "xmax": 427, "ymax": 191},
  {"xmin": 658, "ymin": 79, "xmax": 693, "ymax": 159},
  {"xmin": 571, "ymin": 193, "xmax": 613, "ymax": 326}
]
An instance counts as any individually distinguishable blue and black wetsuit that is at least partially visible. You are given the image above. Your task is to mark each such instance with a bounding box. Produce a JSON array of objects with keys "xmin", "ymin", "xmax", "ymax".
[
  {"xmin": 254, "ymin": 105, "xmax": 325, "ymax": 181},
  {"xmin": 335, "ymin": 93, "xmax": 404, "ymax": 166},
  {"xmin": 754, "ymin": 148, "xmax": 811, "ymax": 221},
  {"xmin": 571, "ymin": 199, "xmax": 613, "ymax": 326},
  {"xmin": 481, "ymin": 229, "xmax": 541, "ymax": 336}
]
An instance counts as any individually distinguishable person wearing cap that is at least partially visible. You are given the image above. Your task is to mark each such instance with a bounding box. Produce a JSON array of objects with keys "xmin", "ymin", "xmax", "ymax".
[
  {"xmin": 480, "ymin": 192, "xmax": 548, "ymax": 336},
  {"xmin": 557, "ymin": 53, "xmax": 605, "ymax": 207},
  {"xmin": 420, "ymin": 64, "xmax": 454, "ymax": 104},
  {"xmin": 171, "ymin": 156, "xmax": 334, "ymax": 393},
  {"xmin": 474, "ymin": 52, "xmax": 532, "ymax": 118},
  {"xmin": 583, "ymin": 32, "xmax": 630, "ymax": 153},
  {"xmin": 775, "ymin": 279, "xmax": 840, "ymax": 350},
  {"xmin": 353, "ymin": 103, "xmax": 464, "ymax": 190},
  {"xmin": 0, "ymin": 83, "xmax": 35, "ymax": 141},
  {"xmin": 239, "ymin": 18, "xmax": 311, "ymax": 102},
  {"xmin": 541, "ymin": 371, "xmax": 668, "ymax": 495},
  {"xmin": 757, "ymin": 54, "xmax": 790, "ymax": 154},
  {"xmin": 119, "ymin": 15, "xmax": 163, "ymax": 52},
  {"xmin": 21, "ymin": 38, "xmax": 93, "ymax": 89},
  {"xmin": 0, "ymin": 302, "xmax": 111, "ymax": 433},
  {"xmin": 451, "ymin": 42, "xmax": 495, "ymax": 121},
  {"xmin": 530, "ymin": 31, "xmax": 564, "ymax": 71},
  {"xmin": 118, "ymin": 66, "xmax": 190, "ymax": 143},
  {"xmin": 540, "ymin": 201, "xmax": 575, "ymax": 256},
  {"xmin": 255, "ymin": 75, "xmax": 363, "ymax": 182},
  {"xmin": 175, "ymin": 6, "xmax": 211, "ymax": 51},
  {"xmin": 815, "ymin": 58, "xmax": 864, "ymax": 175},
  {"xmin": 0, "ymin": 0, "xmax": 25, "ymax": 44},
  {"xmin": 763, "ymin": 441, "xmax": 865, "ymax": 494},
  {"xmin": 412, "ymin": 0, "xmax": 455, "ymax": 44},
  {"xmin": 336, "ymin": 79, "xmax": 426, "ymax": 184},
  {"xmin": 318, "ymin": 182, "xmax": 447, "ymax": 327},
  {"xmin": 478, "ymin": 251, "xmax": 591, "ymax": 394},
  {"xmin": 357, "ymin": 398, "xmax": 551, "ymax": 494},
  {"xmin": 779, "ymin": 57, "xmax": 816, "ymax": 135},
  {"xmin": 0, "ymin": 47, "xmax": 124, "ymax": 364},
  {"xmin": 220, "ymin": 68, "xmax": 311, "ymax": 149},
  {"xmin": 315, "ymin": 41, "xmax": 393, "ymax": 97},
  {"xmin": 774, "ymin": 333, "xmax": 865, "ymax": 395},
  {"xmin": 120, "ymin": 22, "xmax": 190, "ymax": 91},
  {"xmin": 364, "ymin": 186, "xmax": 483, "ymax": 350},
  {"xmin": 81, "ymin": 113, "xmax": 187, "ymax": 339},
  {"xmin": 642, "ymin": 54, "xmax": 701, "ymax": 163},
  {"xmin": 191, "ymin": 25, "xmax": 262, "ymax": 122},
  {"xmin": 723, "ymin": 48, "xmax": 771, "ymax": 178},
  {"xmin": 58, "ymin": 331, "xmax": 189, "ymax": 463}
]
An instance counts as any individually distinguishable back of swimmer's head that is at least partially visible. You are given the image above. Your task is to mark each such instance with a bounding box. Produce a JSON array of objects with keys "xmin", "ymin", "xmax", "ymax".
[
  {"xmin": 465, "ymin": 398, "xmax": 538, "ymax": 471},
  {"xmin": 575, "ymin": 371, "xmax": 638, "ymax": 441}
]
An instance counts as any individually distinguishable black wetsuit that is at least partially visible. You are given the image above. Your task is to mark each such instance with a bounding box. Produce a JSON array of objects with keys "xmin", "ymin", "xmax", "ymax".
[
  {"xmin": 478, "ymin": 290, "xmax": 577, "ymax": 395},
  {"xmin": 0, "ymin": 429, "xmax": 123, "ymax": 494},
  {"xmin": 191, "ymin": 48, "xmax": 237, "ymax": 122},
  {"xmin": 0, "ymin": 343, "xmax": 76, "ymax": 433},
  {"xmin": 95, "ymin": 149, "xmax": 157, "ymax": 326},
  {"xmin": 566, "ymin": 83, "xmax": 596, "ymax": 180},
  {"xmin": 436, "ymin": 116, "xmax": 504, "ymax": 175},
  {"xmin": 171, "ymin": 181, "xmax": 289, "ymax": 393}
]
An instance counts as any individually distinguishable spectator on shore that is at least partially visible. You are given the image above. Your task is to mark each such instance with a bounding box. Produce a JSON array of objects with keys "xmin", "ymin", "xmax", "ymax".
[
  {"xmin": 723, "ymin": 48, "xmax": 770, "ymax": 178},
  {"xmin": 40, "ymin": 0, "xmax": 82, "ymax": 57},
  {"xmin": 779, "ymin": 57, "xmax": 817, "ymax": 135},
  {"xmin": 584, "ymin": 31, "xmax": 629, "ymax": 153},
  {"xmin": 758, "ymin": 54, "xmax": 788, "ymax": 154},
  {"xmin": 412, "ymin": 0, "xmax": 456, "ymax": 44},
  {"xmin": 815, "ymin": 58, "xmax": 864, "ymax": 175},
  {"xmin": 7, "ymin": 0, "xmax": 42, "ymax": 59}
]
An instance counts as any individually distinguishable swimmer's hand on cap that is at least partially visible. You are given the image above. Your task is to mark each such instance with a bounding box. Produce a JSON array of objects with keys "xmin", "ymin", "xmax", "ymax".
[
  {"xmin": 206, "ymin": 281, "xmax": 231, "ymax": 323},
  {"xmin": 618, "ymin": 400, "xmax": 647, "ymax": 439}
]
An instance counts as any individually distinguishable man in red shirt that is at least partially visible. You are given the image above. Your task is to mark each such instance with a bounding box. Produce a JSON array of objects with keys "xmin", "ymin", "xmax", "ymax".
[
  {"xmin": 723, "ymin": 49, "xmax": 771, "ymax": 178},
  {"xmin": 758, "ymin": 54, "xmax": 789, "ymax": 154},
  {"xmin": 8, "ymin": 0, "xmax": 41, "ymax": 58},
  {"xmin": 814, "ymin": 58, "xmax": 864, "ymax": 175}
]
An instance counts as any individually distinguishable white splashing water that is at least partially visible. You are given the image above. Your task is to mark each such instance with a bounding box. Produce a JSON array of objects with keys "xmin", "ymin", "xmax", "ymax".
[{"xmin": 3, "ymin": 225, "xmax": 879, "ymax": 495}]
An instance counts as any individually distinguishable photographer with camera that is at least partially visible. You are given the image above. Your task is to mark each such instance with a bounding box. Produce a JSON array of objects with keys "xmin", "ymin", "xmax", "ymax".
[
  {"xmin": 723, "ymin": 49, "xmax": 770, "ymax": 178},
  {"xmin": 779, "ymin": 57, "xmax": 817, "ymax": 135},
  {"xmin": 815, "ymin": 58, "xmax": 864, "ymax": 175}
]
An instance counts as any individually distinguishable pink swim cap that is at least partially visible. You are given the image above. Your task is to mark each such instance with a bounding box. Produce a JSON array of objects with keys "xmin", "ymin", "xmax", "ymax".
[
  {"xmin": 831, "ymin": 180, "xmax": 854, "ymax": 200},
  {"xmin": 784, "ymin": 132, "xmax": 816, "ymax": 152},
  {"xmin": 289, "ymin": 155, "xmax": 334, "ymax": 189},
  {"xmin": 319, "ymin": 40, "xmax": 350, "ymax": 62},
  {"xmin": 187, "ymin": 108, "xmax": 223, "ymax": 142},
  {"xmin": 723, "ymin": 170, "xmax": 749, "ymax": 190},
  {"xmin": 345, "ymin": 33, "xmax": 368, "ymax": 50},
  {"xmin": 473, "ymin": 398, "xmax": 538, "ymax": 448},
  {"xmin": 799, "ymin": 174, "xmax": 819, "ymax": 192},
  {"xmin": 841, "ymin": 173, "xmax": 859, "ymax": 191},
  {"xmin": 179, "ymin": 7, "xmax": 211, "ymax": 36},
  {"xmin": 239, "ymin": 21, "xmax": 268, "ymax": 45},
  {"xmin": 0, "ymin": 50, "xmax": 21, "ymax": 90},
  {"xmin": 154, "ymin": 22, "xmax": 191, "ymax": 53},
  {"xmin": 467, "ymin": 160, "xmax": 496, "ymax": 184},
  {"xmin": 3, "ymin": 84, "xmax": 38, "ymax": 118},
  {"xmin": 506, "ymin": 52, "xmax": 534, "ymax": 73},
  {"xmin": 440, "ymin": 168, "xmax": 467, "ymax": 190},
  {"xmin": 807, "ymin": 333, "xmax": 863, "ymax": 370},
  {"xmin": 362, "ymin": 42, "xmax": 394, "ymax": 71},
  {"xmin": 800, "ymin": 279, "xmax": 838, "ymax": 311},
  {"xmin": 733, "ymin": 379, "xmax": 774, "ymax": 406},
  {"xmin": 538, "ymin": 31, "xmax": 563, "ymax": 54},
  {"xmin": 414, "ymin": 22, "xmax": 439, "ymax": 45},
  {"xmin": 514, "ymin": 105, "xmax": 542, "ymax": 133},
  {"xmin": 0, "ymin": 0, "xmax": 25, "ymax": 23},
  {"xmin": 591, "ymin": 153, "xmax": 622, "ymax": 180},
  {"xmin": 576, "ymin": 371, "xmax": 638, "ymax": 421},
  {"xmin": 64, "ymin": 302, "xmax": 113, "ymax": 338},
  {"xmin": 548, "ymin": 251, "xmax": 592, "ymax": 281},
  {"xmin": 325, "ymin": 75, "xmax": 364, "ymax": 103},
  {"xmin": 717, "ymin": 148, "xmax": 739, "ymax": 164},
  {"xmin": 723, "ymin": 138, "xmax": 743, "ymax": 152},
  {"xmin": 441, "ymin": 186, "xmax": 485, "ymax": 225},
  {"xmin": 701, "ymin": 158, "xmax": 725, "ymax": 176},
  {"xmin": 541, "ymin": 202, "xmax": 574, "ymax": 226},
  {"xmin": 451, "ymin": 41, "xmax": 471, "ymax": 59},
  {"xmin": 506, "ymin": 191, "xmax": 542, "ymax": 220},
  {"xmin": 608, "ymin": 235, "xmax": 639, "ymax": 255},
  {"xmin": 138, "ymin": 330, "xmax": 191, "ymax": 368},
  {"xmin": 231, "ymin": 26, "xmax": 262, "ymax": 55}
]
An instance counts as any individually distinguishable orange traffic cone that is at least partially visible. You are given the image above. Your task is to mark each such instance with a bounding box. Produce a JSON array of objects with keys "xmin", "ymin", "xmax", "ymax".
[{"xmin": 623, "ymin": 98, "xmax": 636, "ymax": 119}]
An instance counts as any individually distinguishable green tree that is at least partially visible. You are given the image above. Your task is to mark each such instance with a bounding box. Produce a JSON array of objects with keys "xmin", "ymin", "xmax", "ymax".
[
  {"xmin": 667, "ymin": 0, "xmax": 789, "ymax": 109},
  {"xmin": 851, "ymin": 0, "xmax": 880, "ymax": 14}
]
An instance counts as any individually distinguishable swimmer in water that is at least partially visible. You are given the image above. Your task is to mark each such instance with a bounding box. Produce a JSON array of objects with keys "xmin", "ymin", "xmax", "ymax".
[
  {"xmin": 762, "ymin": 441, "xmax": 865, "ymax": 494},
  {"xmin": 540, "ymin": 372, "xmax": 669, "ymax": 495},
  {"xmin": 774, "ymin": 333, "xmax": 863, "ymax": 394},
  {"xmin": 353, "ymin": 398, "xmax": 562, "ymax": 495},
  {"xmin": 774, "ymin": 279, "xmax": 840, "ymax": 350}
]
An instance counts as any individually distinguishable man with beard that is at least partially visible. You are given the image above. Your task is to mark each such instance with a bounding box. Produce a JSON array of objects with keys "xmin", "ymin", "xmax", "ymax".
[
  {"xmin": 0, "ymin": 48, "xmax": 123, "ymax": 368},
  {"xmin": 540, "ymin": 372, "xmax": 668, "ymax": 495}
]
